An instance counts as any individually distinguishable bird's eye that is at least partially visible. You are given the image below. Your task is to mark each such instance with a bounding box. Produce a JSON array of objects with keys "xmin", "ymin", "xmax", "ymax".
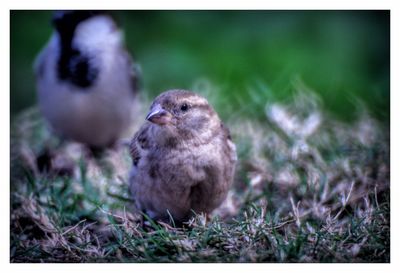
[{"xmin": 180, "ymin": 103, "xmax": 189, "ymax": 112}]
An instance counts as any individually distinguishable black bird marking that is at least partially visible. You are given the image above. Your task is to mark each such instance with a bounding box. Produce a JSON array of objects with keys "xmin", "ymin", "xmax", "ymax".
[{"xmin": 53, "ymin": 11, "xmax": 103, "ymax": 88}]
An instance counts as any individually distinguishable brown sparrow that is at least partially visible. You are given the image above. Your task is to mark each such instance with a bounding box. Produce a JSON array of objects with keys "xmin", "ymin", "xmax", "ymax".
[
  {"xmin": 129, "ymin": 90, "xmax": 237, "ymax": 224},
  {"xmin": 34, "ymin": 11, "xmax": 140, "ymax": 147}
]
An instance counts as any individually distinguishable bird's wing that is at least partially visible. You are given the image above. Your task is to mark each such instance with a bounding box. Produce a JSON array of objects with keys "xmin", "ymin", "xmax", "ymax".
[
  {"xmin": 129, "ymin": 140, "xmax": 141, "ymax": 166},
  {"xmin": 129, "ymin": 134, "xmax": 141, "ymax": 166},
  {"xmin": 130, "ymin": 61, "xmax": 142, "ymax": 94},
  {"xmin": 122, "ymin": 48, "xmax": 141, "ymax": 95},
  {"xmin": 220, "ymin": 122, "xmax": 238, "ymax": 163},
  {"xmin": 129, "ymin": 123, "xmax": 151, "ymax": 166},
  {"xmin": 220, "ymin": 122, "xmax": 232, "ymax": 140}
]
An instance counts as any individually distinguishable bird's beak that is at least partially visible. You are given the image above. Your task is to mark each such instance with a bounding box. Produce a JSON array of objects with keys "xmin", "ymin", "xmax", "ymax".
[{"xmin": 146, "ymin": 104, "xmax": 172, "ymax": 125}]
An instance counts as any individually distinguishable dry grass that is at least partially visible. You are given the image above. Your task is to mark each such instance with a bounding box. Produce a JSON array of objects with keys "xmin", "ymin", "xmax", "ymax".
[{"xmin": 10, "ymin": 90, "xmax": 389, "ymax": 262}]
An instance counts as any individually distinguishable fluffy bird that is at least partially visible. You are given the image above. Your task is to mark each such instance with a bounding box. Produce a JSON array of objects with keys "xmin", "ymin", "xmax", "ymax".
[
  {"xmin": 129, "ymin": 90, "xmax": 237, "ymax": 224},
  {"xmin": 34, "ymin": 11, "xmax": 139, "ymax": 147}
]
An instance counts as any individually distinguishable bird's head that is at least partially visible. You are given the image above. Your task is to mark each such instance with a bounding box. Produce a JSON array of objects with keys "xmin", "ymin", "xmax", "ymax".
[
  {"xmin": 52, "ymin": 11, "xmax": 102, "ymax": 35},
  {"xmin": 146, "ymin": 90, "xmax": 221, "ymax": 142},
  {"xmin": 52, "ymin": 11, "xmax": 120, "ymax": 50}
]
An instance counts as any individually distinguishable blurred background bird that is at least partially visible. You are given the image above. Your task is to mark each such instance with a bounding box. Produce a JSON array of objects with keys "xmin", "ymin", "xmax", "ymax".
[
  {"xmin": 129, "ymin": 90, "xmax": 237, "ymax": 225},
  {"xmin": 34, "ymin": 10, "xmax": 140, "ymax": 148}
]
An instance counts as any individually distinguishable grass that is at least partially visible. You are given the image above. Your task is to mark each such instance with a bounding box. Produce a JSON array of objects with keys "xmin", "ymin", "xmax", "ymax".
[
  {"xmin": 9, "ymin": 10, "xmax": 390, "ymax": 263},
  {"xmin": 10, "ymin": 85, "xmax": 389, "ymax": 262}
]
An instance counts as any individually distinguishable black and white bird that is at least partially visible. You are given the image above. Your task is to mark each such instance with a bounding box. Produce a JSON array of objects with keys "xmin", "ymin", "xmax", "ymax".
[{"xmin": 34, "ymin": 11, "xmax": 140, "ymax": 147}]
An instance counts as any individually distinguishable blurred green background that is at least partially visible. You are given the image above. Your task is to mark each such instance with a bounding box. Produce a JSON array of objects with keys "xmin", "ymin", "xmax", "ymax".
[{"xmin": 10, "ymin": 11, "xmax": 389, "ymax": 122}]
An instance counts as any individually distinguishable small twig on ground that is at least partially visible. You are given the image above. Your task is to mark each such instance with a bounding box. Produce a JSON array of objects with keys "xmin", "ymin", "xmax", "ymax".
[{"xmin": 61, "ymin": 219, "xmax": 87, "ymax": 236}]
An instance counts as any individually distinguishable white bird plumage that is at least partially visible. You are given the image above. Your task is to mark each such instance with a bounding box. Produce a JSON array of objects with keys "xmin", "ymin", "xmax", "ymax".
[{"xmin": 34, "ymin": 12, "xmax": 139, "ymax": 147}]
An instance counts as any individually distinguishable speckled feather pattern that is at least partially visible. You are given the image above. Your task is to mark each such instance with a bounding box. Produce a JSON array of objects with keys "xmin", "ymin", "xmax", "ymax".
[{"xmin": 129, "ymin": 90, "xmax": 237, "ymax": 223}]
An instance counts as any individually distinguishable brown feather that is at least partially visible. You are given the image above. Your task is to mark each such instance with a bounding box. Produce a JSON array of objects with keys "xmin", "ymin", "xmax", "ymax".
[{"xmin": 129, "ymin": 90, "xmax": 237, "ymax": 223}]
